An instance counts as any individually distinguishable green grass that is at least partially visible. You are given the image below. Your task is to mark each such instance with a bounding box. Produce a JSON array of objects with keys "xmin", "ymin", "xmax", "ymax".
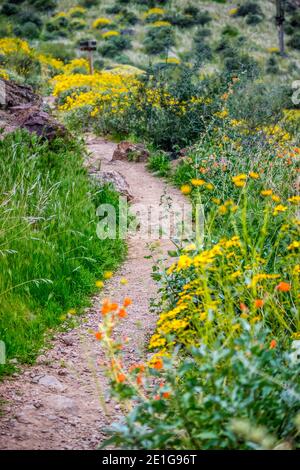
[
  {"xmin": 147, "ymin": 151, "xmax": 171, "ymax": 177},
  {"xmin": 0, "ymin": 130, "xmax": 126, "ymax": 376}
]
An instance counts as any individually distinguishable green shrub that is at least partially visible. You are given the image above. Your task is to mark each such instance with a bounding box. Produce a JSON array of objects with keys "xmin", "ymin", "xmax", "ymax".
[
  {"xmin": 246, "ymin": 13, "xmax": 263, "ymax": 25},
  {"xmin": 98, "ymin": 35, "xmax": 132, "ymax": 58},
  {"xmin": 70, "ymin": 18, "xmax": 86, "ymax": 31},
  {"xmin": 236, "ymin": 2, "xmax": 263, "ymax": 18},
  {"xmin": 0, "ymin": 131, "xmax": 125, "ymax": 374},
  {"xmin": 28, "ymin": 0, "xmax": 57, "ymax": 11},
  {"xmin": 104, "ymin": 326, "xmax": 300, "ymax": 449},
  {"xmin": 79, "ymin": 0, "xmax": 99, "ymax": 6},
  {"xmin": 266, "ymin": 55, "xmax": 280, "ymax": 75},
  {"xmin": 227, "ymin": 81, "xmax": 288, "ymax": 128},
  {"xmin": 194, "ymin": 42, "xmax": 212, "ymax": 63},
  {"xmin": 224, "ymin": 53, "xmax": 259, "ymax": 79},
  {"xmin": 93, "ymin": 67, "xmax": 218, "ymax": 151},
  {"xmin": 18, "ymin": 22, "xmax": 41, "ymax": 39},
  {"xmin": 105, "ymin": 5, "xmax": 122, "ymax": 14},
  {"xmin": 194, "ymin": 27, "xmax": 211, "ymax": 40},
  {"xmin": 1, "ymin": 2, "xmax": 19, "ymax": 15},
  {"xmin": 222, "ymin": 25, "xmax": 240, "ymax": 37},
  {"xmin": 147, "ymin": 152, "xmax": 171, "ymax": 177},
  {"xmin": 143, "ymin": 25, "xmax": 175, "ymax": 55},
  {"xmin": 38, "ymin": 42, "xmax": 76, "ymax": 62},
  {"xmin": 288, "ymin": 32, "xmax": 300, "ymax": 50}
]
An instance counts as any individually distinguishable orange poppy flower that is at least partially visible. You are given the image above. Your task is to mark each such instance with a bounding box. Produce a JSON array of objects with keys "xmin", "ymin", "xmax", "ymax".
[
  {"xmin": 269, "ymin": 339, "xmax": 277, "ymax": 349},
  {"xmin": 116, "ymin": 373, "xmax": 126, "ymax": 383},
  {"xmin": 94, "ymin": 331, "xmax": 103, "ymax": 341},
  {"xmin": 123, "ymin": 297, "xmax": 132, "ymax": 307},
  {"xmin": 153, "ymin": 359, "xmax": 163, "ymax": 370},
  {"xmin": 240, "ymin": 302, "xmax": 248, "ymax": 311},
  {"xmin": 118, "ymin": 307, "xmax": 127, "ymax": 318},
  {"xmin": 254, "ymin": 299, "xmax": 264, "ymax": 308},
  {"xmin": 162, "ymin": 391, "xmax": 171, "ymax": 399},
  {"xmin": 276, "ymin": 282, "xmax": 291, "ymax": 292},
  {"xmin": 101, "ymin": 305, "xmax": 110, "ymax": 315}
]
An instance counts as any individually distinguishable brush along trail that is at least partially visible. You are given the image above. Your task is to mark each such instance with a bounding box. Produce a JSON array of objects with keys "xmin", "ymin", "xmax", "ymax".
[{"xmin": 0, "ymin": 135, "xmax": 189, "ymax": 450}]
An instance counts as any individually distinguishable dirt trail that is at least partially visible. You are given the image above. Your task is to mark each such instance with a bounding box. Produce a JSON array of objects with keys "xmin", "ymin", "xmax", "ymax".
[{"xmin": 0, "ymin": 136, "xmax": 188, "ymax": 450}]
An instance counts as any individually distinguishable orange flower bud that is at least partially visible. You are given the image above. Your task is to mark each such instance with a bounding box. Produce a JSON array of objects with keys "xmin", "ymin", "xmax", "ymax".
[
  {"xmin": 116, "ymin": 373, "xmax": 126, "ymax": 383},
  {"xmin": 118, "ymin": 307, "xmax": 127, "ymax": 318},
  {"xmin": 123, "ymin": 297, "xmax": 132, "ymax": 307}
]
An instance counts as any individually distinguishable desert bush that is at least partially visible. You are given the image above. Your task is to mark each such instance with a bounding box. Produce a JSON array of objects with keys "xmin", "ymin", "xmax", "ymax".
[
  {"xmin": 288, "ymin": 32, "xmax": 300, "ymax": 50},
  {"xmin": 194, "ymin": 27, "xmax": 211, "ymax": 40},
  {"xmin": 1, "ymin": 2, "xmax": 19, "ymax": 16},
  {"xmin": 222, "ymin": 25, "xmax": 240, "ymax": 37},
  {"xmin": 143, "ymin": 24, "xmax": 175, "ymax": 55},
  {"xmin": 98, "ymin": 35, "xmax": 131, "ymax": 58},
  {"xmin": 102, "ymin": 326, "xmax": 300, "ymax": 449},
  {"xmin": 246, "ymin": 13, "xmax": 263, "ymax": 25},
  {"xmin": 235, "ymin": 2, "xmax": 263, "ymax": 18},
  {"xmin": 147, "ymin": 151, "xmax": 171, "ymax": 177},
  {"xmin": 224, "ymin": 53, "xmax": 259, "ymax": 79},
  {"xmin": 266, "ymin": 55, "xmax": 280, "ymax": 75},
  {"xmin": 227, "ymin": 81, "xmax": 290, "ymax": 128},
  {"xmin": 70, "ymin": 18, "xmax": 86, "ymax": 31},
  {"xmin": 38, "ymin": 42, "xmax": 76, "ymax": 62}
]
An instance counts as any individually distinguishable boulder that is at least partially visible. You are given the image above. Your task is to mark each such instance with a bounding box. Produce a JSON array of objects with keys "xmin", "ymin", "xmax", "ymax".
[
  {"xmin": 112, "ymin": 141, "xmax": 150, "ymax": 163},
  {"xmin": 0, "ymin": 79, "xmax": 67, "ymax": 141},
  {"xmin": 0, "ymin": 79, "xmax": 41, "ymax": 109},
  {"xmin": 12, "ymin": 105, "xmax": 67, "ymax": 140},
  {"xmin": 94, "ymin": 170, "xmax": 133, "ymax": 201}
]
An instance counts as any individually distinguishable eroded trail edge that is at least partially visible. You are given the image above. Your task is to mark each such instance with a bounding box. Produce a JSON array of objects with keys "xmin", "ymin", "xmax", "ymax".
[{"xmin": 0, "ymin": 136, "xmax": 188, "ymax": 450}]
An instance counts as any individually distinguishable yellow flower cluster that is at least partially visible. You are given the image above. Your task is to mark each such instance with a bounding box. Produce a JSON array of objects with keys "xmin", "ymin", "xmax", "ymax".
[
  {"xmin": 62, "ymin": 58, "xmax": 89, "ymax": 75},
  {"xmin": 0, "ymin": 68, "xmax": 9, "ymax": 80},
  {"xmin": 144, "ymin": 8, "xmax": 165, "ymax": 18},
  {"xmin": 92, "ymin": 17, "xmax": 112, "ymax": 29},
  {"xmin": 38, "ymin": 54, "xmax": 64, "ymax": 72},
  {"xmin": 150, "ymin": 21, "xmax": 171, "ymax": 28},
  {"xmin": 102, "ymin": 30, "xmax": 120, "ymax": 38},
  {"xmin": 0, "ymin": 38, "xmax": 31, "ymax": 55},
  {"xmin": 52, "ymin": 67, "xmax": 141, "ymax": 115},
  {"xmin": 68, "ymin": 6, "xmax": 86, "ymax": 17}
]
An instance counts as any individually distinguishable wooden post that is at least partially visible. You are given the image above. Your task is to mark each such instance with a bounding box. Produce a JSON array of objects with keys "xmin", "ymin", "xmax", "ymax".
[
  {"xmin": 88, "ymin": 49, "xmax": 94, "ymax": 75},
  {"xmin": 276, "ymin": 0, "xmax": 286, "ymax": 57},
  {"xmin": 79, "ymin": 40, "xmax": 97, "ymax": 74}
]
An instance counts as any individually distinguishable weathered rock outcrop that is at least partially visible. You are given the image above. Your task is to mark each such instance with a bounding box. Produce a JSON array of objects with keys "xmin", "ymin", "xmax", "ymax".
[
  {"xmin": 112, "ymin": 141, "xmax": 150, "ymax": 162},
  {"xmin": 0, "ymin": 79, "xmax": 66, "ymax": 140},
  {"xmin": 93, "ymin": 170, "xmax": 134, "ymax": 201}
]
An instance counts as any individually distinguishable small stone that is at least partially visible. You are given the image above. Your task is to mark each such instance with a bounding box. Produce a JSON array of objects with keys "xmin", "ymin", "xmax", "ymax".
[
  {"xmin": 93, "ymin": 170, "xmax": 133, "ymax": 201},
  {"xmin": 44, "ymin": 395, "xmax": 78, "ymax": 415},
  {"xmin": 38, "ymin": 375, "xmax": 65, "ymax": 392}
]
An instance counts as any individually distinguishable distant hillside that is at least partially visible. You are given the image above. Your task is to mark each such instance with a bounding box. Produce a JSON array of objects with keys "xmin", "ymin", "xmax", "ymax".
[{"xmin": 0, "ymin": 1, "xmax": 299, "ymax": 81}]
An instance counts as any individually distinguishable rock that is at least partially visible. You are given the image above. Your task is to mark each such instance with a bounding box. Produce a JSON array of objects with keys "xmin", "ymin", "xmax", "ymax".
[
  {"xmin": 94, "ymin": 170, "xmax": 133, "ymax": 201},
  {"xmin": 44, "ymin": 395, "xmax": 78, "ymax": 415},
  {"xmin": 61, "ymin": 336, "xmax": 73, "ymax": 347},
  {"xmin": 38, "ymin": 375, "xmax": 65, "ymax": 393},
  {"xmin": 1, "ymin": 79, "xmax": 41, "ymax": 110},
  {"xmin": 0, "ymin": 80, "xmax": 67, "ymax": 141},
  {"xmin": 112, "ymin": 141, "xmax": 150, "ymax": 163},
  {"xmin": 12, "ymin": 105, "xmax": 67, "ymax": 141}
]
